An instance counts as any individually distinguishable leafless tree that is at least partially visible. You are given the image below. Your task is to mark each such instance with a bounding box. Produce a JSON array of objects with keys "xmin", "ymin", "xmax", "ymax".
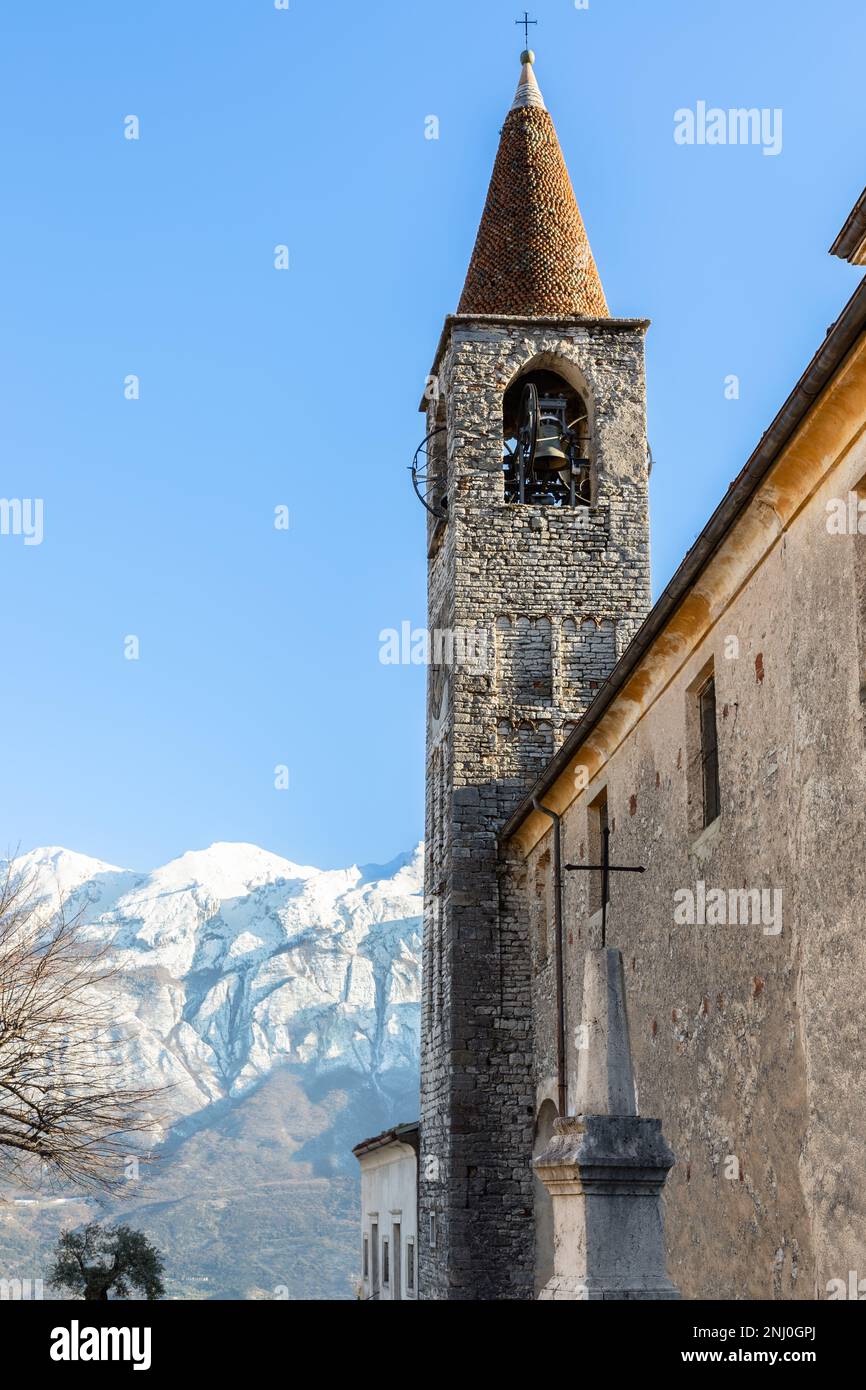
[{"xmin": 0, "ymin": 859, "xmax": 163, "ymax": 1191}]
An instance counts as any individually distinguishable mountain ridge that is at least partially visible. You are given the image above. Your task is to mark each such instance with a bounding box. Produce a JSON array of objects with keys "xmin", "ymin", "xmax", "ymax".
[{"xmin": 0, "ymin": 841, "xmax": 423, "ymax": 1299}]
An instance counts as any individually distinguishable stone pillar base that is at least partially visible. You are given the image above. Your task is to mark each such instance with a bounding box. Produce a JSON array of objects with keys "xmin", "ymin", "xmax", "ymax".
[{"xmin": 534, "ymin": 1113, "xmax": 681, "ymax": 1301}]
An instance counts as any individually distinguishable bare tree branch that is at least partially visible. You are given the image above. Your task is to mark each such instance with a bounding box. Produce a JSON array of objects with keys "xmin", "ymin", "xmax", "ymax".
[{"xmin": 0, "ymin": 858, "xmax": 165, "ymax": 1192}]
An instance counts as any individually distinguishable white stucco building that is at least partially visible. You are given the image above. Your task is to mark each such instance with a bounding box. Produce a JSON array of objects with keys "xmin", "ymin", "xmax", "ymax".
[{"xmin": 353, "ymin": 1122, "xmax": 419, "ymax": 1301}]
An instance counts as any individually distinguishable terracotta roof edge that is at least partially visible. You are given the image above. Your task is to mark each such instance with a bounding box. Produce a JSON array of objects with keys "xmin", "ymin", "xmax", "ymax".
[{"xmin": 352, "ymin": 1121, "xmax": 421, "ymax": 1160}]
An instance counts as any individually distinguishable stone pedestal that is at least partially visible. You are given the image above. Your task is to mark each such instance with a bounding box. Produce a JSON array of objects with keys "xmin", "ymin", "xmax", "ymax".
[
  {"xmin": 534, "ymin": 949, "xmax": 680, "ymax": 1300},
  {"xmin": 534, "ymin": 1113, "xmax": 679, "ymax": 1299}
]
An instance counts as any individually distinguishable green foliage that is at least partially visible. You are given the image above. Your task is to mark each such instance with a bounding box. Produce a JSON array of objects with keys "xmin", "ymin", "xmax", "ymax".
[{"xmin": 50, "ymin": 1222, "xmax": 166, "ymax": 1301}]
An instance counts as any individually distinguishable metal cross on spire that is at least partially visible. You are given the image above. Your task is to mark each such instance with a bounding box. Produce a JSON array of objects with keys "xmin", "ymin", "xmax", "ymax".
[
  {"xmin": 515, "ymin": 10, "xmax": 538, "ymax": 49},
  {"xmin": 566, "ymin": 826, "xmax": 645, "ymax": 949}
]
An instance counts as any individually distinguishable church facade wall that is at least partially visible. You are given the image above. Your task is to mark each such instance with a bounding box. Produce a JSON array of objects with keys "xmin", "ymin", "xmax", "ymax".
[{"xmin": 516, "ymin": 333, "xmax": 866, "ymax": 1299}]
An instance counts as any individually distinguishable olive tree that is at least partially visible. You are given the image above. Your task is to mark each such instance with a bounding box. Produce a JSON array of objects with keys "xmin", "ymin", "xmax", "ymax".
[{"xmin": 51, "ymin": 1223, "xmax": 165, "ymax": 1300}]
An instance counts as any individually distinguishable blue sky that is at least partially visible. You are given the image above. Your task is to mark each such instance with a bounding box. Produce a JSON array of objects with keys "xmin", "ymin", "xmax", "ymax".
[{"xmin": 0, "ymin": 0, "xmax": 863, "ymax": 871}]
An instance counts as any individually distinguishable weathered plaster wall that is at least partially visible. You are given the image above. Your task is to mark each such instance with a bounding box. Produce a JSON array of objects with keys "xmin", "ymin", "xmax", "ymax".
[
  {"xmin": 358, "ymin": 1143, "xmax": 419, "ymax": 1301},
  {"xmin": 520, "ymin": 358, "xmax": 866, "ymax": 1299}
]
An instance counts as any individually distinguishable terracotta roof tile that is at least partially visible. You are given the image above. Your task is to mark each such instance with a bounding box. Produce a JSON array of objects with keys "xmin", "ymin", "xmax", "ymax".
[{"xmin": 458, "ymin": 55, "xmax": 608, "ymax": 318}]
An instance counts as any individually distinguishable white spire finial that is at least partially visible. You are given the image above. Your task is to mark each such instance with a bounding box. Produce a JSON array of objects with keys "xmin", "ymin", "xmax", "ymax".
[{"xmin": 512, "ymin": 51, "xmax": 546, "ymax": 111}]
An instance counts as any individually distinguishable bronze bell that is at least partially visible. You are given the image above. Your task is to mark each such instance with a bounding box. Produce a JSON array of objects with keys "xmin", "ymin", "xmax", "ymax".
[{"xmin": 532, "ymin": 412, "xmax": 571, "ymax": 473}]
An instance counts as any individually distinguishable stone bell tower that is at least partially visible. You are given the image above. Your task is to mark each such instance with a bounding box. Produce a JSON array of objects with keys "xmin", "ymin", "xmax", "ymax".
[{"xmin": 418, "ymin": 49, "xmax": 652, "ymax": 1300}]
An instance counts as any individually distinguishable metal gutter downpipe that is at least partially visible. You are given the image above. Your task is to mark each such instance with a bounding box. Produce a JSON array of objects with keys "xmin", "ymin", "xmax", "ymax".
[{"xmin": 532, "ymin": 798, "xmax": 567, "ymax": 1118}]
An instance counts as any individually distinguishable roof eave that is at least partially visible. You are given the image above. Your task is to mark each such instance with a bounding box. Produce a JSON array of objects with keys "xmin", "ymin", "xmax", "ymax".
[
  {"xmin": 830, "ymin": 186, "xmax": 866, "ymax": 265},
  {"xmin": 352, "ymin": 1121, "xmax": 421, "ymax": 1160}
]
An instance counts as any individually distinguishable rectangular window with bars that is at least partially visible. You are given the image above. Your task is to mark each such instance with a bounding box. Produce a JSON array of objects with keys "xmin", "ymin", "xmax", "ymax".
[
  {"xmin": 383, "ymin": 1238, "xmax": 390, "ymax": 1286},
  {"xmin": 407, "ymin": 1240, "xmax": 415, "ymax": 1292}
]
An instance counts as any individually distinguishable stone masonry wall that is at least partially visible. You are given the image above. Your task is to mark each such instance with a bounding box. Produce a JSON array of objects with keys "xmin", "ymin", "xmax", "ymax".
[{"xmin": 419, "ymin": 318, "xmax": 652, "ymax": 1299}]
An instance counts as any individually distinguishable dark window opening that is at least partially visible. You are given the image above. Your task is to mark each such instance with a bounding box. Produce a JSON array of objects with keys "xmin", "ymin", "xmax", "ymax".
[
  {"xmin": 588, "ymin": 790, "xmax": 609, "ymax": 917},
  {"xmin": 699, "ymin": 677, "xmax": 721, "ymax": 826},
  {"xmin": 382, "ymin": 1238, "xmax": 390, "ymax": 1287},
  {"xmin": 407, "ymin": 1241, "xmax": 416, "ymax": 1292},
  {"xmin": 392, "ymin": 1223, "xmax": 402, "ymax": 1300}
]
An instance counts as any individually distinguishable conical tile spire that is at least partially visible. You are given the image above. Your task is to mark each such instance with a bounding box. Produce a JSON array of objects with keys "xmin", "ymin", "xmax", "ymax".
[{"xmin": 458, "ymin": 51, "xmax": 608, "ymax": 318}]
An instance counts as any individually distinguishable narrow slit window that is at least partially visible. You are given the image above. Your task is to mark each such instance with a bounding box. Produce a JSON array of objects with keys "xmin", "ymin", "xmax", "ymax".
[
  {"xmin": 392, "ymin": 1222, "xmax": 402, "ymax": 1300},
  {"xmin": 699, "ymin": 677, "xmax": 721, "ymax": 826},
  {"xmin": 588, "ymin": 790, "xmax": 609, "ymax": 917}
]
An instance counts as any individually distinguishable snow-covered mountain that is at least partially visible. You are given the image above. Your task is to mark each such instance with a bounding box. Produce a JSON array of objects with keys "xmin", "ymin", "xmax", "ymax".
[
  {"xmin": 13, "ymin": 842, "xmax": 422, "ymax": 1118},
  {"xmin": 0, "ymin": 843, "xmax": 423, "ymax": 1299}
]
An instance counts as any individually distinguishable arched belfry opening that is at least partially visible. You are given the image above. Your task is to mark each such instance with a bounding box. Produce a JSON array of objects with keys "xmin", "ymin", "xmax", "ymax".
[{"xmin": 503, "ymin": 368, "xmax": 592, "ymax": 507}]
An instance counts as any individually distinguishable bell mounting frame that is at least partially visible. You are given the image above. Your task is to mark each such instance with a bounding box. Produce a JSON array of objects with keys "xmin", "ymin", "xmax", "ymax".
[
  {"xmin": 518, "ymin": 382, "xmax": 539, "ymax": 478},
  {"xmin": 411, "ymin": 425, "xmax": 448, "ymax": 520}
]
